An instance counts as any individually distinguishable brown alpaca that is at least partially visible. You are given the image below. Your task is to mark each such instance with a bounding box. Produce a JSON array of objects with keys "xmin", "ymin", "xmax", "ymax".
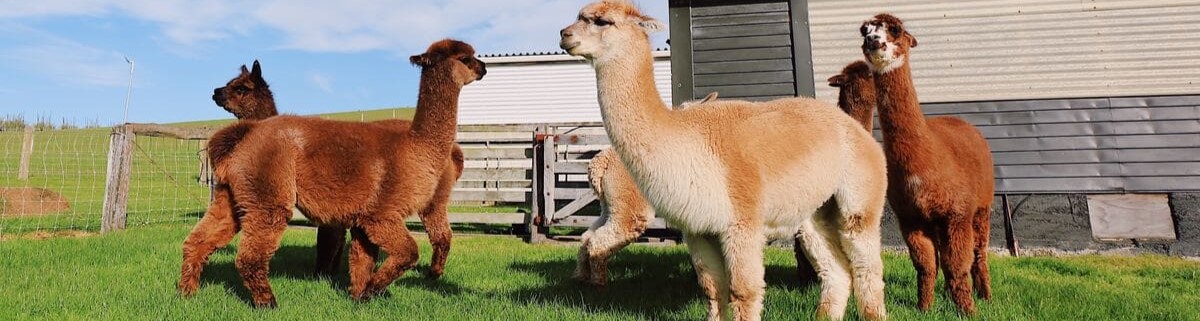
[
  {"xmin": 178, "ymin": 39, "xmax": 485, "ymax": 307},
  {"xmin": 563, "ymin": 2, "xmax": 889, "ymax": 320},
  {"xmin": 827, "ymin": 60, "xmax": 877, "ymax": 131},
  {"xmin": 210, "ymin": 60, "xmax": 465, "ymax": 279},
  {"xmin": 861, "ymin": 14, "xmax": 995, "ymax": 315}
]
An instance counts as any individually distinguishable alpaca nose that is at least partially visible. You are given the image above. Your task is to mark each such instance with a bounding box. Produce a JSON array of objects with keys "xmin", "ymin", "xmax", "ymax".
[
  {"xmin": 213, "ymin": 88, "xmax": 222, "ymax": 96},
  {"xmin": 863, "ymin": 37, "xmax": 882, "ymax": 51},
  {"xmin": 561, "ymin": 28, "xmax": 572, "ymax": 38}
]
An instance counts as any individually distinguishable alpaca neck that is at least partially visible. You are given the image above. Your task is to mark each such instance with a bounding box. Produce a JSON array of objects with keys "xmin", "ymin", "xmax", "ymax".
[
  {"xmin": 248, "ymin": 93, "xmax": 278, "ymax": 120},
  {"xmin": 874, "ymin": 63, "xmax": 931, "ymax": 151},
  {"xmin": 410, "ymin": 64, "xmax": 461, "ymax": 148},
  {"xmin": 593, "ymin": 41, "xmax": 671, "ymax": 159}
]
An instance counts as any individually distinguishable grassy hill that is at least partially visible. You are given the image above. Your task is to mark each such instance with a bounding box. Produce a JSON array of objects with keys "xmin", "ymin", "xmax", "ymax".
[{"xmin": 167, "ymin": 107, "xmax": 416, "ymax": 127}]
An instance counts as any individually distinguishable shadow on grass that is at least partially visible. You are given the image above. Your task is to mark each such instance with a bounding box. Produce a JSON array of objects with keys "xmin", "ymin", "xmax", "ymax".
[
  {"xmin": 501, "ymin": 250, "xmax": 816, "ymax": 320},
  {"xmin": 203, "ymin": 245, "xmax": 328, "ymax": 305},
  {"xmin": 201, "ymin": 242, "xmax": 468, "ymax": 306}
]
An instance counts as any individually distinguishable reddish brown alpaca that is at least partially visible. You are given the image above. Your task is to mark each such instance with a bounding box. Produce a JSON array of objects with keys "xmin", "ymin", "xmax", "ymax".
[
  {"xmin": 861, "ymin": 14, "xmax": 995, "ymax": 315},
  {"xmin": 178, "ymin": 39, "xmax": 485, "ymax": 307},
  {"xmin": 210, "ymin": 61, "xmax": 465, "ymax": 279}
]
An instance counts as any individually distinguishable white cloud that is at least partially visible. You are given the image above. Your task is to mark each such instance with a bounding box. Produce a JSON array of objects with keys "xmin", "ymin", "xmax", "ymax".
[
  {"xmin": 0, "ymin": 0, "xmax": 109, "ymax": 18},
  {"xmin": 0, "ymin": 24, "xmax": 130, "ymax": 87},
  {"xmin": 0, "ymin": 0, "xmax": 671, "ymax": 55},
  {"xmin": 309, "ymin": 73, "xmax": 334, "ymax": 93}
]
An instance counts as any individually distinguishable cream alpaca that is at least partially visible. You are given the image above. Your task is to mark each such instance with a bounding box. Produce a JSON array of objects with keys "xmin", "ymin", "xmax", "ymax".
[{"xmin": 561, "ymin": 1, "xmax": 889, "ymax": 320}]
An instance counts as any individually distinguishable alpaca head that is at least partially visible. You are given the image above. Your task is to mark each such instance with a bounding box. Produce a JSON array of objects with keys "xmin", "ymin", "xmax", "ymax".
[
  {"xmin": 559, "ymin": 0, "xmax": 665, "ymax": 62},
  {"xmin": 828, "ymin": 60, "xmax": 877, "ymax": 123},
  {"xmin": 860, "ymin": 13, "xmax": 918, "ymax": 74},
  {"xmin": 828, "ymin": 60, "xmax": 875, "ymax": 95},
  {"xmin": 410, "ymin": 39, "xmax": 487, "ymax": 85},
  {"xmin": 213, "ymin": 60, "xmax": 275, "ymax": 120}
]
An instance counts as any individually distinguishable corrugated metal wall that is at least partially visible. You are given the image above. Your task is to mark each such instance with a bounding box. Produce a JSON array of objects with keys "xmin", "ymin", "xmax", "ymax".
[
  {"xmin": 807, "ymin": 0, "xmax": 1200, "ymax": 104},
  {"xmin": 457, "ymin": 54, "xmax": 672, "ymax": 125},
  {"xmin": 919, "ymin": 95, "xmax": 1200, "ymax": 193},
  {"xmin": 687, "ymin": 0, "xmax": 798, "ymax": 101}
]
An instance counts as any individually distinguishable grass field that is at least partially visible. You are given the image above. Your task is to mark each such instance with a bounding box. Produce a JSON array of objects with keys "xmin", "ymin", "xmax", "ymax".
[
  {"xmin": 1, "ymin": 226, "xmax": 1197, "ymax": 321},
  {"xmin": 166, "ymin": 107, "xmax": 416, "ymax": 128}
]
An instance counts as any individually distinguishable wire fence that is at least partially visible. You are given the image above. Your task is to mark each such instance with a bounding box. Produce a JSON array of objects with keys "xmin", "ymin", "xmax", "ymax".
[{"xmin": 0, "ymin": 127, "xmax": 209, "ymax": 236}]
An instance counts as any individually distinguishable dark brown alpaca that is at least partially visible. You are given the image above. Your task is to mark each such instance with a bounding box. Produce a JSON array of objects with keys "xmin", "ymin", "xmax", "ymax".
[
  {"xmin": 827, "ymin": 60, "xmax": 877, "ymax": 131},
  {"xmin": 209, "ymin": 60, "xmax": 465, "ymax": 279},
  {"xmin": 861, "ymin": 14, "xmax": 995, "ymax": 315},
  {"xmin": 212, "ymin": 61, "xmax": 278, "ymax": 120},
  {"xmin": 179, "ymin": 39, "xmax": 485, "ymax": 307}
]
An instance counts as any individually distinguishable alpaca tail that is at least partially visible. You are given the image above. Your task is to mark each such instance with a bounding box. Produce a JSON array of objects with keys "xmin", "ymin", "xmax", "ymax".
[{"xmin": 207, "ymin": 121, "xmax": 256, "ymax": 180}]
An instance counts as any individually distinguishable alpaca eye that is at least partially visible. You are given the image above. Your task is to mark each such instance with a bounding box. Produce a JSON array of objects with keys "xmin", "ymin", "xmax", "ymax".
[
  {"xmin": 594, "ymin": 18, "xmax": 613, "ymax": 27},
  {"xmin": 235, "ymin": 86, "xmax": 250, "ymax": 93},
  {"xmin": 888, "ymin": 26, "xmax": 901, "ymax": 35}
]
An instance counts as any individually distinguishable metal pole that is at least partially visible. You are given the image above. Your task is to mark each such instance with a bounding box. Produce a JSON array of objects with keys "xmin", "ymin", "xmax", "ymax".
[
  {"xmin": 123, "ymin": 57, "xmax": 135, "ymax": 124},
  {"xmin": 1002, "ymin": 194, "xmax": 1020, "ymax": 256}
]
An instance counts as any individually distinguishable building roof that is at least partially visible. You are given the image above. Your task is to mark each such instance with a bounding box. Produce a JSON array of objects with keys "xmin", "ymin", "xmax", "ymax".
[{"xmin": 478, "ymin": 48, "xmax": 670, "ymax": 64}]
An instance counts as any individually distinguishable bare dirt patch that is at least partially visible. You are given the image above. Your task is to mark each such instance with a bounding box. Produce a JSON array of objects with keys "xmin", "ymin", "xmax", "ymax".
[{"xmin": 0, "ymin": 187, "xmax": 70, "ymax": 216}]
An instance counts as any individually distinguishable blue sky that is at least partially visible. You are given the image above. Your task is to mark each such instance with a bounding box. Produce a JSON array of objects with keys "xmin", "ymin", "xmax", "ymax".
[{"xmin": 0, "ymin": 0, "xmax": 668, "ymax": 125}]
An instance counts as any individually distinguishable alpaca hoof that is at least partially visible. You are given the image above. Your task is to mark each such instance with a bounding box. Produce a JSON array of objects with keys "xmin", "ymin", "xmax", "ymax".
[
  {"xmin": 252, "ymin": 298, "xmax": 278, "ymax": 309},
  {"xmin": 424, "ymin": 267, "xmax": 444, "ymax": 280},
  {"xmin": 956, "ymin": 305, "xmax": 977, "ymax": 316},
  {"xmin": 177, "ymin": 283, "xmax": 198, "ymax": 298}
]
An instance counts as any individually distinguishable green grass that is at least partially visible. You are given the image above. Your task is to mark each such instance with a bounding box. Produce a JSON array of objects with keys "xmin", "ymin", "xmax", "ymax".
[
  {"xmin": 167, "ymin": 107, "xmax": 416, "ymax": 127},
  {"xmin": 1, "ymin": 226, "xmax": 1197, "ymax": 321}
]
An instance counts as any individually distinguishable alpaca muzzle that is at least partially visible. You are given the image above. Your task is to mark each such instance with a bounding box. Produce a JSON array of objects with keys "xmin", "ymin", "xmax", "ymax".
[
  {"xmin": 212, "ymin": 88, "xmax": 226, "ymax": 107},
  {"xmin": 863, "ymin": 37, "xmax": 885, "ymax": 52}
]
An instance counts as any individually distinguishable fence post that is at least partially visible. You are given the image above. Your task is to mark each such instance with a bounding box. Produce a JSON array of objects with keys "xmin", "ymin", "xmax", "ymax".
[
  {"xmin": 525, "ymin": 126, "xmax": 553, "ymax": 243},
  {"xmin": 17, "ymin": 126, "xmax": 34, "ymax": 180},
  {"xmin": 1001, "ymin": 194, "xmax": 1020, "ymax": 256},
  {"xmin": 101, "ymin": 125, "xmax": 134, "ymax": 233}
]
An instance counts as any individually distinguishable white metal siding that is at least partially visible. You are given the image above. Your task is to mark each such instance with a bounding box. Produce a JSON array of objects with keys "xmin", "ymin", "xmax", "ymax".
[
  {"xmin": 808, "ymin": 0, "xmax": 1200, "ymax": 104},
  {"xmin": 458, "ymin": 55, "xmax": 672, "ymax": 125}
]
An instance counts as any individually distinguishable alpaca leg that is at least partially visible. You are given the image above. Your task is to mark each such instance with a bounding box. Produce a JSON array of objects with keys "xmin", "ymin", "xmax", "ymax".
[
  {"xmin": 971, "ymin": 207, "xmax": 992, "ymax": 300},
  {"xmin": 418, "ymin": 175, "xmax": 454, "ymax": 279},
  {"xmin": 723, "ymin": 228, "xmax": 767, "ymax": 321},
  {"xmin": 792, "ymin": 236, "xmax": 818, "ymax": 286},
  {"xmin": 796, "ymin": 215, "xmax": 853, "ymax": 321},
  {"xmin": 314, "ymin": 226, "xmax": 347, "ymax": 278},
  {"xmin": 233, "ymin": 209, "xmax": 290, "ymax": 308},
  {"xmin": 359, "ymin": 218, "xmax": 421, "ymax": 299},
  {"xmin": 685, "ymin": 233, "xmax": 731, "ymax": 321},
  {"xmin": 833, "ymin": 215, "xmax": 887, "ymax": 319},
  {"xmin": 347, "ymin": 227, "xmax": 380, "ymax": 299},
  {"xmin": 899, "ymin": 215, "xmax": 938, "ymax": 312},
  {"xmin": 574, "ymin": 206, "xmax": 608, "ymax": 284},
  {"xmin": 179, "ymin": 186, "xmax": 239, "ymax": 297},
  {"xmin": 938, "ymin": 216, "xmax": 977, "ymax": 315},
  {"xmin": 577, "ymin": 200, "xmax": 652, "ymax": 287}
]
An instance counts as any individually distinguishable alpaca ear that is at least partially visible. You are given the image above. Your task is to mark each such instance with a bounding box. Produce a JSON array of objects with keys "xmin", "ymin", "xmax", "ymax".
[
  {"xmin": 907, "ymin": 32, "xmax": 919, "ymax": 48},
  {"xmin": 240, "ymin": 64, "xmax": 249, "ymax": 74},
  {"xmin": 635, "ymin": 16, "xmax": 666, "ymax": 33},
  {"xmin": 828, "ymin": 74, "xmax": 847, "ymax": 87},
  {"xmin": 410, "ymin": 53, "xmax": 433, "ymax": 67},
  {"xmin": 251, "ymin": 60, "xmax": 262, "ymax": 78}
]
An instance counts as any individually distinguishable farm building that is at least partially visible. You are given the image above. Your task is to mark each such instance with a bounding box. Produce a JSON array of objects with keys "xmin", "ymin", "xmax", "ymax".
[
  {"xmin": 458, "ymin": 49, "xmax": 673, "ymax": 125},
  {"xmin": 455, "ymin": 0, "xmax": 1200, "ymax": 255}
]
